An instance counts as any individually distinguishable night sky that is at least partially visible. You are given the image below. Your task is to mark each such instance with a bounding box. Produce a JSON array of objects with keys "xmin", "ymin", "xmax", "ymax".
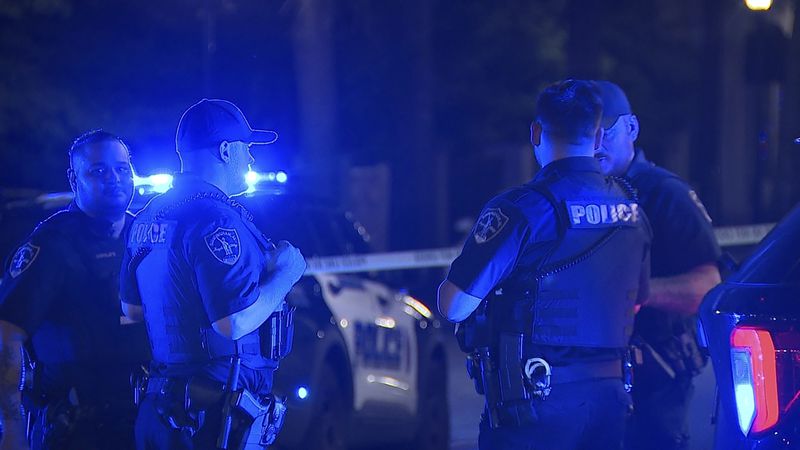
[{"xmin": 1, "ymin": 0, "xmax": 797, "ymax": 248}]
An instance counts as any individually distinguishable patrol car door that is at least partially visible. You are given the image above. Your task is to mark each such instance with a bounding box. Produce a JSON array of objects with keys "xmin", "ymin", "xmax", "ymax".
[{"xmin": 314, "ymin": 272, "xmax": 418, "ymax": 416}]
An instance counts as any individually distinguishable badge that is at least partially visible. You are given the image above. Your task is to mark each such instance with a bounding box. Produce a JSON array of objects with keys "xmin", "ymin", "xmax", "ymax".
[
  {"xmin": 9, "ymin": 242, "xmax": 40, "ymax": 278},
  {"xmin": 688, "ymin": 190, "xmax": 713, "ymax": 223},
  {"xmin": 473, "ymin": 208, "xmax": 509, "ymax": 244},
  {"xmin": 204, "ymin": 227, "xmax": 241, "ymax": 265}
]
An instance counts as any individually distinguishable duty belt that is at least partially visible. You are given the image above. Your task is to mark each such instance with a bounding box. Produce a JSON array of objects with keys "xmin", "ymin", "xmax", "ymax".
[
  {"xmin": 146, "ymin": 377, "xmax": 180, "ymax": 396},
  {"xmin": 549, "ymin": 358, "xmax": 623, "ymax": 385}
]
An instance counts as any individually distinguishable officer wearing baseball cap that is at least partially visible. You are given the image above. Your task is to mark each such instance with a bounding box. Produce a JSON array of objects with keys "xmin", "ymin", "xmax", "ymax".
[
  {"xmin": 122, "ymin": 99, "xmax": 306, "ymax": 449},
  {"xmin": 440, "ymin": 80, "xmax": 652, "ymax": 450},
  {"xmin": 592, "ymin": 81, "xmax": 722, "ymax": 450}
]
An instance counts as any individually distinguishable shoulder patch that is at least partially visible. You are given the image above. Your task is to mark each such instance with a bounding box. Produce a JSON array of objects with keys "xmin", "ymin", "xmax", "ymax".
[
  {"xmin": 204, "ymin": 227, "xmax": 241, "ymax": 265},
  {"xmin": 688, "ymin": 190, "xmax": 713, "ymax": 223},
  {"xmin": 566, "ymin": 200, "xmax": 640, "ymax": 228},
  {"xmin": 473, "ymin": 208, "xmax": 509, "ymax": 244},
  {"xmin": 9, "ymin": 242, "xmax": 40, "ymax": 278}
]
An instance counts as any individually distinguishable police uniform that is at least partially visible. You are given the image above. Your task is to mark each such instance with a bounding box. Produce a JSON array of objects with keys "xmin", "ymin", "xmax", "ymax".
[
  {"xmin": 624, "ymin": 149, "xmax": 720, "ymax": 450},
  {"xmin": 449, "ymin": 156, "xmax": 652, "ymax": 450},
  {"xmin": 123, "ymin": 173, "xmax": 288, "ymax": 450},
  {"xmin": 0, "ymin": 202, "xmax": 150, "ymax": 450}
]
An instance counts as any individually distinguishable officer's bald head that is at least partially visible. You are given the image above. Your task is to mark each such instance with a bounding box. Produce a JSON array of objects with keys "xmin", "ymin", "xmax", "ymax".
[{"xmin": 533, "ymin": 80, "xmax": 603, "ymax": 145}]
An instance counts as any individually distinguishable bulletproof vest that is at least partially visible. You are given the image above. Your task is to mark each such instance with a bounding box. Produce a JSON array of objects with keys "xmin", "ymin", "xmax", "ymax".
[
  {"xmin": 3, "ymin": 209, "xmax": 151, "ymax": 400},
  {"xmin": 492, "ymin": 175, "xmax": 648, "ymax": 350},
  {"xmin": 129, "ymin": 190, "xmax": 285, "ymax": 370},
  {"xmin": 28, "ymin": 211, "xmax": 149, "ymax": 367}
]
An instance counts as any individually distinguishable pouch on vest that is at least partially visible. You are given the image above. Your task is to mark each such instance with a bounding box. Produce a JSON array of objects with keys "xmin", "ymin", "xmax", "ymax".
[{"xmin": 259, "ymin": 301, "xmax": 295, "ymax": 361}]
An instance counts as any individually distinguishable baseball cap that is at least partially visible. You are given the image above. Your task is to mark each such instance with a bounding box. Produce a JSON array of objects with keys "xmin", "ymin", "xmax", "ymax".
[
  {"xmin": 176, "ymin": 99, "xmax": 278, "ymax": 153},
  {"xmin": 593, "ymin": 81, "xmax": 633, "ymax": 129}
]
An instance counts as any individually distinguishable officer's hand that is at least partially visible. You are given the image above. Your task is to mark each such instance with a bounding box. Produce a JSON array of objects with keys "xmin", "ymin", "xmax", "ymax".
[{"xmin": 267, "ymin": 240, "xmax": 307, "ymax": 283}]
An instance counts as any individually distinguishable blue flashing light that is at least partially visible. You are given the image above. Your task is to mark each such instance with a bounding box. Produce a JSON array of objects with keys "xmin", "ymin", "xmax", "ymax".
[
  {"xmin": 296, "ymin": 386, "xmax": 309, "ymax": 400},
  {"xmin": 276, "ymin": 171, "xmax": 288, "ymax": 184},
  {"xmin": 245, "ymin": 170, "xmax": 259, "ymax": 185},
  {"xmin": 134, "ymin": 169, "xmax": 287, "ymax": 196},
  {"xmin": 133, "ymin": 173, "xmax": 174, "ymax": 194},
  {"xmin": 243, "ymin": 170, "xmax": 289, "ymax": 193},
  {"xmin": 245, "ymin": 170, "xmax": 259, "ymax": 194}
]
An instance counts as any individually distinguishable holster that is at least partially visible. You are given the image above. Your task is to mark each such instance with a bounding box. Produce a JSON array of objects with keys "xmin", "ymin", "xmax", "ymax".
[
  {"xmin": 148, "ymin": 376, "xmax": 286, "ymax": 449},
  {"xmin": 259, "ymin": 302, "xmax": 295, "ymax": 361},
  {"xmin": 631, "ymin": 330, "xmax": 707, "ymax": 386},
  {"xmin": 474, "ymin": 334, "xmax": 539, "ymax": 430},
  {"xmin": 31, "ymin": 395, "xmax": 93, "ymax": 449},
  {"xmin": 232, "ymin": 394, "xmax": 287, "ymax": 449}
]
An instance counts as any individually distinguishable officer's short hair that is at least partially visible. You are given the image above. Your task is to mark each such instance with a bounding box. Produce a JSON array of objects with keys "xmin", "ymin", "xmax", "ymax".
[
  {"xmin": 535, "ymin": 79, "xmax": 603, "ymax": 143},
  {"xmin": 68, "ymin": 129, "xmax": 130, "ymax": 167}
]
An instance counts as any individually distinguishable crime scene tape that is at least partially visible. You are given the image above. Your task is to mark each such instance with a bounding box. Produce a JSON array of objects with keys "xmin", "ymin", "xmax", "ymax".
[{"xmin": 304, "ymin": 223, "xmax": 776, "ymax": 276}]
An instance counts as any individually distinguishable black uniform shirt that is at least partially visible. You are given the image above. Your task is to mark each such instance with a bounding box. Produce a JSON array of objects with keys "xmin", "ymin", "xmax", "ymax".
[
  {"xmin": 626, "ymin": 150, "xmax": 721, "ymax": 341},
  {"xmin": 123, "ymin": 174, "xmax": 273, "ymax": 393},
  {"xmin": 0, "ymin": 203, "xmax": 149, "ymax": 399}
]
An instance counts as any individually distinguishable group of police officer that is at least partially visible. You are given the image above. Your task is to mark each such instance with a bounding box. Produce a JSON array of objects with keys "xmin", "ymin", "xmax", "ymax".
[
  {"xmin": 439, "ymin": 80, "xmax": 720, "ymax": 450},
  {"xmin": 0, "ymin": 99, "xmax": 306, "ymax": 450},
  {"xmin": 0, "ymin": 80, "xmax": 719, "ymax": 450}
]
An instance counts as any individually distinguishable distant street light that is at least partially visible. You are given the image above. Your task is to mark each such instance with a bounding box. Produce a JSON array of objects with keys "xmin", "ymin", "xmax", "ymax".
[{"xmin": 745, "ymin": 0, "xmax": 773, "ymax": 11}]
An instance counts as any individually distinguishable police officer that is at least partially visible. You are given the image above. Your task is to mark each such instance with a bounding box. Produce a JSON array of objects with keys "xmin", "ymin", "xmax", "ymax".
[
  {"xmin": 0, "ymin": 130, "xmax": 150, "ymax": 450},
  {"xmin": 438, "ymin": 80, "xmax": 652, "ymax": 450},
  {"xmin": 121, "ymin": 99, "xmax": 306, "ymax": 450},
  {"xmin": 592, "ymin": 81, "xmax": 722, "ymax": 450}
]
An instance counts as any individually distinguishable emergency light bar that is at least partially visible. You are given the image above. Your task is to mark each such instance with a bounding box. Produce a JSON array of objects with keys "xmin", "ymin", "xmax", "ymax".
[
  {"xmin": 133, "ymin": 173, "xmax": 173, "ymax": 194},
  {"xmin": 245, "ymin": 170, "xmax": 288, "ymax": 194},
  {"xmin": 133, "ymin": 170, "xmax": 288, "ymax": 195}
]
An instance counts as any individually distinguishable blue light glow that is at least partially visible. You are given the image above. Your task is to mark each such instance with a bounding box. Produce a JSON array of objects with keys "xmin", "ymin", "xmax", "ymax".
[
  {"xmin": 731, "ymin": 349, "xmax": 756, "ymax": 435},
  {"xmin": 276, "ymin": 171, "xmax": 288, "ymax": 184},
  {"xmin": 296, "ymin": 386, "xmax": 309, "ymax": 400},
  {"xmin": 244, "ymin": 170, "xmax": 289, "ymax": 193},
  {"xmin": 134, "ymin": 169, "xmax": 287, "ymax": 196},
  {"xmin": 133, "ymin": 173, "xmax": 174, "ymax": 194}
]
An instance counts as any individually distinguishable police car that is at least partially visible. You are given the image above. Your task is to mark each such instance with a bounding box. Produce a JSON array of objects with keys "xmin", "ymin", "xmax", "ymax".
[
  {"xmin": 698, "ymin": 204, "xmax": 800, "ymax": 450},
  {"xmin": 236, "ymin": 193, "xmax": 449, "ymax": 450},
  {"xmin": 0, "ymin": 181, "xmax": 451, "ymax": 450}
]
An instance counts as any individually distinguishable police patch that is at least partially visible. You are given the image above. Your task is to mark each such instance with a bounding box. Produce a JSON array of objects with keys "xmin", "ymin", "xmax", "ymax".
[
  {"xmin": 130, "ymin": 221, "xmax": 175, "ymax": 247},
  {"xmin": 473, "ymin": 208, "xmax": 509, "ymax": 244},
  {"xmin": 9, "ymin": 242, "xmax": 40, "ymax": 278},
  {"xmin": 204, "ymin": 227, "xmax": 241, "ymax": 265},
  {"xmin": 566, "ymin": 200, "xmax": 640, "ymax": 228}
]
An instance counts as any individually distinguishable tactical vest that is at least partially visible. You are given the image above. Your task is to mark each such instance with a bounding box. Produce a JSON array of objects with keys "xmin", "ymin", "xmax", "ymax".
[
  {"xmin": 489, "ymin": 175, "xmax": 648, "ymax": 350},
  {"xmin": 127, "ymin": 191, "xmax": 292, "ymax": 370}
]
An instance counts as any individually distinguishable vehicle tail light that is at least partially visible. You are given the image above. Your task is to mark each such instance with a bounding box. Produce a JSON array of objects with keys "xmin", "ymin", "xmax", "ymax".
[{"xmin": 730, "ymin": 325, "xmax": 800, "ymax": 436}]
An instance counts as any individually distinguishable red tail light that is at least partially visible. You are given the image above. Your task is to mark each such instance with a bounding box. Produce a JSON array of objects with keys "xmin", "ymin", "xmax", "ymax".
[{"xmin": 730, "ymin": 325, "xmax": 800, "ymax": 436}]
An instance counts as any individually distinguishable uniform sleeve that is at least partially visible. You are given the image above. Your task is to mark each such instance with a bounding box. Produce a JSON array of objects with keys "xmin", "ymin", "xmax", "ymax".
[
  {"xmin": 184, "ymin": 210, "xmax": 266, "ymax": 323},
  {"xmin": 119, "ymin": 245, "xmax": 141, "ymax": 306},
  {"xmin": 647, "ymin": 178, "xmax": 721, "ymax": 275},
  {"xmin": 447, "ymin": 199, "xmax": 532, "ymax": 299},
  {"xmin": 0, "ymin": 232, "xmax": 65, "ymax": 335}
]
